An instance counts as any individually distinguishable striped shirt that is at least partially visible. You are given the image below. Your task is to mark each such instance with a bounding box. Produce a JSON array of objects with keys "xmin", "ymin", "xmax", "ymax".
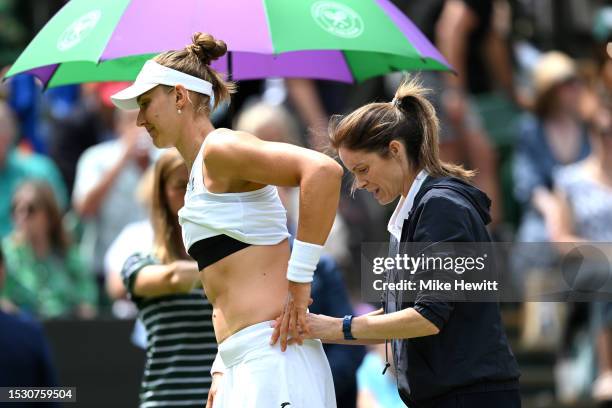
[{"xmin": 122, "ymin": 253, "xmax": 216, "ymax": 408}]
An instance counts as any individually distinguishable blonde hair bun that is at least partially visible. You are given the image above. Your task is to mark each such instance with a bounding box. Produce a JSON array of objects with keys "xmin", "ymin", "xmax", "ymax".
[{"xmin": 187, "ymin": 32, "xmax": 228, "ymax": 65}]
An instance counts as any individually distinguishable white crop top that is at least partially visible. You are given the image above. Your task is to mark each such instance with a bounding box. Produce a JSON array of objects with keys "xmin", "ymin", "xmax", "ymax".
[{"xmin": 178, "ymin": 135, "xmax": 290, "ymax": 268}]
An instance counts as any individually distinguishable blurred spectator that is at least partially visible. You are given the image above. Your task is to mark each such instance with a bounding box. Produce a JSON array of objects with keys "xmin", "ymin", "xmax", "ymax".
[
  {"xmin": 549, "ymin": 108, "xmax": 612, "ymax": 244},
  {"xmin": 515, "ymin": 0, "xmax": 602, "ymax": 58},
  {"xmin": 285, "ymin": 78, "xmax": 335, "ymax": 150},
  {"xmin": 437, "ymin": 0, "xmax": 518, "ymax": 102},
  {"xmin": 547, "ymin": 106, "xmax": 612, "ymax": 402},
  {"xmin": 1, "ymin": 180, "xmax": 97, "ymax": 319},
  {"xmin": 121, "ymin": 149, "xmax": 214, "ymax": 408},
  {"xmin": 104, "ymin": 174, "xmax": 156, "ymax": 325},
  {"xmin": 72, "ymin": 108, "xmax": 153, "ymax": 298},
  {"xmin": 357, "ymin": 344, "xmax": 405, "ymax": 408},
  {"xmin": 105, "ymin": 218, "xmax": 154, "ymax": 306},
  {"xmin": 7, "ymin": 74, "xmax": 46, "ymax": 153},
  {"xmin": 46, "ymin": 84, "xmax": 109, "ymax": 198},
  {"xmin": 0, "ymin": 244, "xmax": 59, "ymax": 407},
  {"xmin": 512, "ymin": 52, "xmax": 591, "ymax": 358},
  {"xmin": 513, "ymin": 52, "xmax": 590, "ymax": 247},
  {"xmin": 235, "ymin": 102, "xmax": 365, "ymax": 407},
  {"xmin": 235, "ymin": 101, "xmax": 301, "ymax": 145},
  {"xmin": 213, "ymin": 79, "xmax": 265, "ymax": 129},
  {"xmin": 394, "ymin": 0, "xmax": 509, "ymax": 227},
  {"xmin": 105, "ymin": 218, "xmax": 154, "ymax": 303},
  {"xmin": 0, "ymin": 0, "xmax": 28, "ymax": 67},
  {"xmin": 582, "ymin": 6, "xmax": 612, "ymax": 120},
  {"xmin": 104, "ymin": 167, "xmax": 155, "ymax": 305},
  {"xmin": 0, "ymin": 100, "xmax": 67, "ymax": 238},
  {"xmin": 436, "ymin": 0, "xmax": 520, "ymax": 227}
]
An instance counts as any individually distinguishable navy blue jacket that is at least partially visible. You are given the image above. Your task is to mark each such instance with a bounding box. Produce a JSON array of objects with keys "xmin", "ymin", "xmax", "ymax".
[
  {"xmin": 0, "ymin": 311, "xmax": 58, "ymax": 408},
  {"xmin": 384, "ymin": 176, "xmax": 520, "ymax": 407}
]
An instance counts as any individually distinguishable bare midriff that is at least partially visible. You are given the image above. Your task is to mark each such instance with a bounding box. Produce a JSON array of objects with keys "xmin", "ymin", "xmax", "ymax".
[{"xmin": 200, "ymin": 239, "xmax": 289, "ymax": 344}]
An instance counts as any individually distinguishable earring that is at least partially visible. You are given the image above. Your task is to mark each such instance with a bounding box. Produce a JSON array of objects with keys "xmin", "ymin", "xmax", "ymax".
[{"xmin": 177, "ymin": 109, "xmax": 182, "ymax": 115}]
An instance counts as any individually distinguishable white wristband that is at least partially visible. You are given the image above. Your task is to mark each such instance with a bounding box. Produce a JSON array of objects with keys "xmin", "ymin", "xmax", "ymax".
[
  {"xmin": 287, "ymin": 239, "xmax": 324, "ymax": 283},
  {"xmin": 211, "ymin": 352, "xmax": 226, "ymax": 376}
]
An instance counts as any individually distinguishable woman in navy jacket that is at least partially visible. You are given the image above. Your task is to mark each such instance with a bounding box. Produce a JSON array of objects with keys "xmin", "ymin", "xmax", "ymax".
[{"xmin": 295, "ymin": 78, "xmax": 521, "ymax": 408}]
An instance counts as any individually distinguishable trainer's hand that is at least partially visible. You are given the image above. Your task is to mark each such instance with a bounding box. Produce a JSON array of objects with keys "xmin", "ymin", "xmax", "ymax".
[
  {"xmin": 302, "ymin": 313, "xmax": 343, "ymax": 341},
  {"xmin": 270, "ymin": 282, "xmax": 312, "ymax": 351},
  {"xmin": 271, "ymin": 312, "xmax": 342, "ymax": 344},
  {"xmin": 206, "ymin": 372, "xmax": 223, "ymax": 408}
]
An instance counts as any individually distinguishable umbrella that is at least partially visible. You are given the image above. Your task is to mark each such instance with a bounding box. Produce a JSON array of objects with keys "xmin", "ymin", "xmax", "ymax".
[{"xmin": 4, "ymin": 0, "xmax": 451, "ymax": 87}]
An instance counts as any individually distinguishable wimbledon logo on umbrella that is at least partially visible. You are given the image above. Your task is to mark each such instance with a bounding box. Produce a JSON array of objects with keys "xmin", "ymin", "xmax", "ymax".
[
  {"xmin": 57, "ymin": 10, "xmax": 102, "ymax": 52},
  {"xmin": 311, "ymin": 1, "xmax": 364, "ymax": 39}
]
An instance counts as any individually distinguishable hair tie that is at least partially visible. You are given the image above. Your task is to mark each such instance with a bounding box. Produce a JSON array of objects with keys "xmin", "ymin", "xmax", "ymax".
[{"xmin": 392, "ymin": 96, "xmax": 403, "ymax": 110}]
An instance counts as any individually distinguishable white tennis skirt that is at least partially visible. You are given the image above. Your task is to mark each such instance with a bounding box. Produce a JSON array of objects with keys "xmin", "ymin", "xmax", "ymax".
[{"xmin": 213, "ymin": 320, "xmax": 337, "ymax": 408}]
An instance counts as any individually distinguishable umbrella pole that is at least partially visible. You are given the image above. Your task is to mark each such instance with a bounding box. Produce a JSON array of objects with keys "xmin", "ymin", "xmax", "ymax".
[
  {"xmin": 227, "ymin": 51, "xmax": 235, "ymax": 126},
  {"xmin": 228, "ymin": 51, "xmax": 233, "ymax": 81}
]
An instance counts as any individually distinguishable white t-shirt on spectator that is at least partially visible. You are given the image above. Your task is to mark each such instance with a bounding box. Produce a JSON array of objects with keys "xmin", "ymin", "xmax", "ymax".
[
  {"xmin": 73, "ymin": 139, "xmax": 150, "ymax": 275},
  {"xmin": 104, "ymin": 219, "xmax": 154, "ymax": 278}
]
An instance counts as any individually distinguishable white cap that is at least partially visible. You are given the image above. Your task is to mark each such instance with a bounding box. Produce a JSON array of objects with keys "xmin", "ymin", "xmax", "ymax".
[{"xmin": 111, "ymin": 60, "xmax": 213, "ymax": 110}]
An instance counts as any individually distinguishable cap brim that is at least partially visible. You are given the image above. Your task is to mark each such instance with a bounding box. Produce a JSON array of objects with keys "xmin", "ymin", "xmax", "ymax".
[{"xmin": 110, "ymin": 82, "xmax": 158, "ymax": 110}]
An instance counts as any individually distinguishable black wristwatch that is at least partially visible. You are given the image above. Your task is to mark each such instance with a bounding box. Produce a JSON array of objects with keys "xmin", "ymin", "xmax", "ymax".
[{"xmin": 343, "ymin": 315, "xmax": 356, "ymax": 340}]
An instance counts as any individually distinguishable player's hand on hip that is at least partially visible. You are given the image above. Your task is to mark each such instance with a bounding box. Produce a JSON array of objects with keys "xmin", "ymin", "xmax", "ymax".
[{"xmin": 270, "ymin": 281, "xmax": 312, "ymax": 351}]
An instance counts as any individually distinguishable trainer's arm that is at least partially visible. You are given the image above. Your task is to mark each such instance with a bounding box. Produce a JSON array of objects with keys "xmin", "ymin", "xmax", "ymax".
[
  {"xmin": 323, "ymin": 339, "xmax": 386, "ymax": 345},
  {"xmin": 277, "ymin": 308, "xmax": 387, "ymax": 345},
  {"xmin": 304, "ymin": 308, "xmax": 439, "ymax": 342}
]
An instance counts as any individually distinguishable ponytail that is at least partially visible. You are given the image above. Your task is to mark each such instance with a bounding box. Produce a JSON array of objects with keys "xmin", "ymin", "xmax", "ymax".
[
  {"xmin": 393, "ymin": 78, "xmax": 474, "ymax": 181},
  {"xmin": 329, "ymin": 77, "xmax": 474, "ymax": 182}
]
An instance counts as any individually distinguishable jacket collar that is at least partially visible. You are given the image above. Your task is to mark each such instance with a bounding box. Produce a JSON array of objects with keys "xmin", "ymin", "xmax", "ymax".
[{"xmin": 387, "ymin": 169, "xmax": 428, "ymax": 241}]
